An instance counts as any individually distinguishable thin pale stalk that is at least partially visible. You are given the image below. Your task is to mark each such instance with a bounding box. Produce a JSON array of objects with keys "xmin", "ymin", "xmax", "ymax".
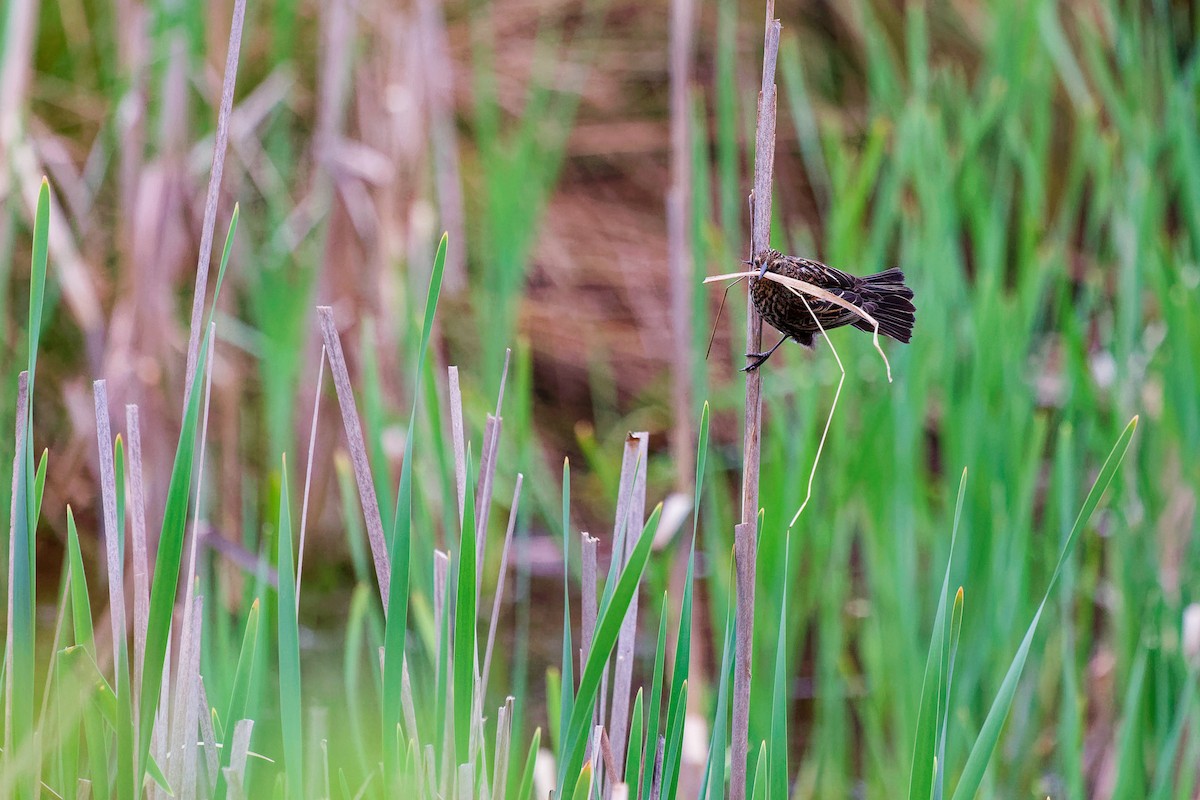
[
  {"xmin": 401, "ymin": 656, "xmax": 421, "ymax": 754},
  {"xmin": 457, "ymin": 763, "xmax": 475, "ymax": 800},
  {"xmin": 92, "ymin": 381, "xmax": 126, "ymax": 674},
  {"xmin": 173, "ymin": 322, "xmax": 216, "ymax": 788},
  {"xmin": 318, "ymin": 305, "xmax": 391, "ymax": 602},
  {"xmin": 175, "ymin": 595, "xmax": 205, "ymax": 800},
  {"xmin": 125, "ymin": 404, "xmax": 150, "ymax": 725},
  {"xmin": 491, "ymin": 697, "xmax": 514, "ymax": 800},
  {"xmin": 297, "ymin": 347, "xmax": 328, "ymax": 609},
  {"xmin": 416, "ymin": 0, "xmax": 467, "ymax": 290},
  {"xmin": 481, "ymin": 475, "xmax": 523, "ymax": 701},
  {"xmin": 788, "ymin": 294, "xmax": 847, "ymax": 527},
  {"xmin": 582, "ymin": 531, "xmax": 599, "ymax": 756},
  {"xmin": 668, "ymin": 0, "xmax": 697, "ymax": 490},
  {"xmin": 476, "ymin": 414, "xmax": 500, "ymax": 581},
  {"xmin": 227, "ymin": 720, "xmax": 253, "ymax": 786},
  {"xmin": 609, "ymin": 433, "xmax": 648, "ymax": 769},
  {"xmin": 183, "ymin": 0, "xmax": 247, "ymax": 407},
  {"xmin": 448, "ymin": 366, "xmax": 466, "ymax": 524}
]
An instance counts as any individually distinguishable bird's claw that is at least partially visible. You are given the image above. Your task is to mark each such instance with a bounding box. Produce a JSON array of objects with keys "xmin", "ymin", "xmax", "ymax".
[{"xmin": 741, "ymin": 352, "xmax": 769, "ymax": 372}]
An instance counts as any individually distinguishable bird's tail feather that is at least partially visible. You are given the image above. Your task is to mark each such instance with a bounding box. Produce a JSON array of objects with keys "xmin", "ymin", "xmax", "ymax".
[{"xmin": 851, "ymin": 268, "xmax": 916, "ymax": 343}]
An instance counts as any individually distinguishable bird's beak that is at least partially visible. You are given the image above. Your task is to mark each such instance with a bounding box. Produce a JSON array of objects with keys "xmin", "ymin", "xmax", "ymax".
[{"xmin": 742, "ymin": 257, "xmax": 768, "ymax": 278}]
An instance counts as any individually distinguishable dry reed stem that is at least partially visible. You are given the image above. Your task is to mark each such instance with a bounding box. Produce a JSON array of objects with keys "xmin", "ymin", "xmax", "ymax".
[
  {"xmin": 198, "ymin": 678, "xmax": 220, "ymax": 788},
  {"xmin": 582, "ymin": 530, "xmax": 600, "ymax": 757},
  {"xmin": 668, "ymin": 0, "xmax": 697, "ymax": 490},
  {"xmin": 175, "ymin": 322, "xmax": 216, "ymax": 772},
  {"xmin": 417, "ymin": 0, "xmax": 468, "ymax": 291},
  {"xmin": 609, "ymin": 432, "xmax": 648, "ymax": 770},
  {"xmin": 170, "ymin": 592, "xmax": 204, "ymax": 797},
  {"xmin": 481, "ymin": 475, "xmax": 523, "ymax": 700},
  {"xmin": 92, "ymin": 381, "xmax": 126, "ymax": 671},
  {"xmin": 126, "ymin": 404, "xmax": 151, "ymax": 725},
  {"xmin": 318, "ymin": 306, "xmax": 391, "ymax": 603},
  {"xmin": 226, "ymin": 719, "xmax": 254, "ymax": 790},
  {"xmin": 183, "ymin": 0, "xmax": 246, "ymax": 409},
  {"xmin": 401, "ymin": 655, "xmax": 421, "ymax": 754},
  {"xmin": 297, "ymin": 347, "xmax": 328, "ymax": 609},
  {"xmin": 476, "ymin": 348, "xmax": 512, "ymax": 577},
  {"xmin": 732, "ymin": 6, "xmax": 781, "ymax": 796}
]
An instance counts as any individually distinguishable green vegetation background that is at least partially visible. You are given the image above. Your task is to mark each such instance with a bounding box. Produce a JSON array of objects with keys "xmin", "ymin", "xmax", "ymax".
[{"xmin": 1, "ymin": 0, "xmax": 1198, "ymax": 797}]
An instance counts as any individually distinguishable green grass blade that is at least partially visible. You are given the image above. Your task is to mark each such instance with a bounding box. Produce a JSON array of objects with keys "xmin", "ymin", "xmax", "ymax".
[
  {"xmin": 909, "ymin": 469, "xmax": 968, "ymax": 800},
  {"xmin": 557, "ymin": 458, "xmax": 575, "ymax": 756},
  {"xmin": 277, "ymin": 457, "xmax": 304, "ymax": 796},
  {"xmin": 27, "ymin": 179, "xmax": 49, "ymax": 389},
  {"xmin": 558, "ymin": 503, "xmax": 663, "ymax": 792},
  {"xmin": 215, "ymin": 600, "xmax": 259, "ymax": 800},
  {"xmin": 138, "ymin": 205, "xmax": 236, "ymax": 780},
  {"xmin": 934, "ymin": 588, "xmax": 964, "ymax": 800},
  {"xmin": 383, "ymin": 234, "xmax": 446, "ymax": 771},
  {"xmin": 698, "ymin": 561, "xmax": 737, "ymax": 800},
  {"xmin": 641, "ymin": 599, "xmax": 669, "ymax": 800},
  {"xmin": 570, "ymin": 763, "xmax": 593, "ymax": 800},
  {"xmin": 949, "ymin": 417, "xmax": 1137, "ymax": 800},
  {"xmin": 768, "ymin": 533, "xmax": 791, "ymax": 800},
  {"xmin": 623, "ymin": 688, "xmax": 644, "ymax": 790},
  {"xmin": 749, "ymin": 742, "xmax": 768, "ymax": 800},
  {"xmin": 515, "ymin": 728, "xmax": 541, "ymax": 800},
  {"xmin": 1108, "ymin": 649, "xmax": 1149, "ymax": 799}
]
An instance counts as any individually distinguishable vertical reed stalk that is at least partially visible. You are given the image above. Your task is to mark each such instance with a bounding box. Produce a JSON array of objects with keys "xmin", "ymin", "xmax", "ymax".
[{"xmin": 731, "ymin": 4, "xmax": 781, "ymax": 798}]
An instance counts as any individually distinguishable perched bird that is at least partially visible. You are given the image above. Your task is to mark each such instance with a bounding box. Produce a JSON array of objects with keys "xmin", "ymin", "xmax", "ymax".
[{"xmin": 745, "ymin": 249, "xmax": 916, "ymax": 371}]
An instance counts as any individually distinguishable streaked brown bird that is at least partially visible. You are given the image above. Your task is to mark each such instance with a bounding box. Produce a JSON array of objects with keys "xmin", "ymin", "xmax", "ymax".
[{"xmin": 745, "ymin": 249, "xmax": 916, "ymax": 371}]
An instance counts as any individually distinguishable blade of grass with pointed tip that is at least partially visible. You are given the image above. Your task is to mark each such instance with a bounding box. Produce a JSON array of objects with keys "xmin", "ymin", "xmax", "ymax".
[
  {"xmin": 383, "ymin": 233, "xmax": 446, "ymax": 773},
  {"xmin": 8, "ymin": 180, "xmax": 49, "ymax": 800},
  {"xmin": 934, "ymin": 588, "xmax": 964, "ymax": 800},
  {"xmin": 748, "ymin": 742, "xmax": 767, "ymax": 800},
  {"xmin": 558, "ymin": 503, "xmax": 663, "ymax": 793},
  {"xmin": 558, "ymin": 458, "xmax": 575, "ymax": 757},
  {"xmin": 624, "ymin": 688, "xmax": 644, "ymax": 790},
  {"xmin": 138, "ymin": 209, "xmax": 236, "ymax": 783},
  {"xmin": 215, "ymin": 600, "xmax": 259, "ymax": 800},
  {"xmin": 909, "ymin": 468, "xmax": 968, "ymax": 800},
  {"xmin": 949, "ymin": 417, "xmax": 1137, "ymax": 800},
  {"xmin": 277, "ymin": 457, "xmax": 304, "ymax": 796},
  {"xmin": 570, "ymin": 763, "xmax": 593, "ymax": 800},
  {"xmin": 514, "ymin": 727, "xmax": 541, "ymax": 800},
  {"xmin": 66, "ymin": 508, "xmax": 111, "ymax": 800}
]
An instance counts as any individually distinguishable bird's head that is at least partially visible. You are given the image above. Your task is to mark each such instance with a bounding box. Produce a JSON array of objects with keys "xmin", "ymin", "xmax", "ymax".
[{"xmin": 745, "ymin": 249, "xmax": 781, "ymax": 279}]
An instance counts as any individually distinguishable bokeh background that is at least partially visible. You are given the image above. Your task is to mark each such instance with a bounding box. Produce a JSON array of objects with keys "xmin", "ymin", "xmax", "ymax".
[{"xmin": 3, "ymin": 0, "xmax": 1199, "ymax": 796}]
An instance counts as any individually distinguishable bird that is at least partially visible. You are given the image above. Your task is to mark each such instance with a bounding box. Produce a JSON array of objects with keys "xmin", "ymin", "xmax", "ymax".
[{"xmin": 745, "ymin": 249, "xmax": 916, "ymax": 371}]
